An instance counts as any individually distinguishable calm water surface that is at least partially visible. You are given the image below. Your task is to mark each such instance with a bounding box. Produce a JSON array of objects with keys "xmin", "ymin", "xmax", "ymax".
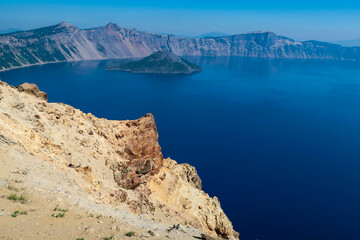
[{"xmin": 1, "ymin": 57, "xmax": 360, "ymax": 240}]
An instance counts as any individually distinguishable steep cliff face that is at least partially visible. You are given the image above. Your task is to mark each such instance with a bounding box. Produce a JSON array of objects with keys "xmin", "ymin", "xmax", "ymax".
[
  {"xmin": 0, "ymin": 80, "xmax": 239, "ymax": 239},
  {"xmin": 1, "ymin": 22, "xmax": 360, "ymax": 70}
]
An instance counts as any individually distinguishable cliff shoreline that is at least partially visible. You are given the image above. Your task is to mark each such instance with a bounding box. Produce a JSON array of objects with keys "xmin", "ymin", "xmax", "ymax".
[
  {"xmin": 1, "ymin": 22, "xmax": 360, "ymax": 71},
  {"xmin": 1, "ymin": 54, "xmax": 358, "ymax": 74},
  {"xmin": 0, "ymin": 80, "xmax": 239, "ymax": 239},
  {"xmin": 0, "ymin": 60, "xmax": 69, "ymax": 72}
]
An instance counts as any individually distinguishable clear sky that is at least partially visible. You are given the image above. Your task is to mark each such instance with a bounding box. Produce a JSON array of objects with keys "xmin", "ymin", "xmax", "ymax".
[{"xmin": 1, "ymin": 0, "xmax": 360, "ymax": 41}]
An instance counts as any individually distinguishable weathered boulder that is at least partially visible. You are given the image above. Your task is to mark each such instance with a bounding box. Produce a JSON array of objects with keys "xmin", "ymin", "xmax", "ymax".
[
  {"xmin": 121, "ymin": 173, "xmax": 142, "ymax": 189},
  {"xmin": 113, "ymin": 159, "xmax": 154, "ymax": 189},
  {"xmin": 17, "ymin": 83, "xmax": 48, "ymax": 100}
]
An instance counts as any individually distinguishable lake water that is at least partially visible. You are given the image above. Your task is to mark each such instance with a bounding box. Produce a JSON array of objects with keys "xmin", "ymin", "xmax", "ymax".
[{"xmin": 1, "ymin": 57, "xmax": 360, "ymax": 240}]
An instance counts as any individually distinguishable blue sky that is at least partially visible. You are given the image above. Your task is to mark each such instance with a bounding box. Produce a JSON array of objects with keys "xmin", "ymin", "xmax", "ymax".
[{"xmin": 1, "ymin": 0, "xmax": 360, "ymax": 41}]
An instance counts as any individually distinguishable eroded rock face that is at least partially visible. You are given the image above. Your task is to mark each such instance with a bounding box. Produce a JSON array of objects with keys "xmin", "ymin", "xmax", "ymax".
[
  {"xmin": 178, "ymin": 163, "xmax": 202, "ymax": 190},
  {"xmin": 91, "ymin": 113, "xmax": 163, "ymax": 189},
  {"xmin": 148, "ymin": 159, "xmax": 239, "ymax": 239}
]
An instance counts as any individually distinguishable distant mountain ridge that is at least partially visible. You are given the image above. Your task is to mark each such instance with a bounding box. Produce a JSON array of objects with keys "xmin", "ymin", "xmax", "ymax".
[
  {"xmin": 0, "ymin": 28, "xmax": 23, "ymax": 34},
  {"xmin": 1, "ymin": 22, "xmax": 360, "ymax": 71},
  {"xmin": 335, "ymin": 38, "xmax": 360, "ymax": 47}
]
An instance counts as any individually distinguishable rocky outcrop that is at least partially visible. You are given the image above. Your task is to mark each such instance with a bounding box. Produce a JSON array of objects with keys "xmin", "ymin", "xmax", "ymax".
[
  {"xmin": 17, "ymin": 82, "xmax": 48, "ymax": 100},
  {"xmin": 1, "ymin": 22, "xmax": 360, "ymax": 70},
  {"xmin": 89, "ymin": 112, "xmax": 164, "ymax": 190},
  {"xmin": 177, "ymin": 163, "xmax": 202, "ymax": 190},
  {"xmin": 0, "ymin": 80, "xmax": 238, "ymax": 239}
]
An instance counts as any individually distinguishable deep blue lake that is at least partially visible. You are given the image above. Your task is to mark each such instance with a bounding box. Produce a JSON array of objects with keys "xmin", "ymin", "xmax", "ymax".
[{"xmin": 1, "ymin": 57, "xmax": 360, "ymax": 240}]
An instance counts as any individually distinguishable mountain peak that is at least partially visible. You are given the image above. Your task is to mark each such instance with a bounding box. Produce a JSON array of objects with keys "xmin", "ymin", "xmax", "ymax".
[
  {"xmin": 105, "ymin": 22, "xmax": 120, "ymax": 29},
  {"xmin": 56, "ymin": 22, "xmax": 74, "ymax": 28},
  {"xmin": 247, "ymin": 31, "xmax": 275, "ymax": 35}
]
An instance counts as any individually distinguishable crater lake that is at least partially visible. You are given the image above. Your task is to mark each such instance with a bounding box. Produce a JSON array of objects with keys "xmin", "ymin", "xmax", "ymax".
[{"xmin": 1, "ymin": 57, "xmax": 360, "ymax": 240}]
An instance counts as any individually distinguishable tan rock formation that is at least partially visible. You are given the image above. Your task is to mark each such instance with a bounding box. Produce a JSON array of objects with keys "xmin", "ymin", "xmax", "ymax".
[
  {"xmin": 17, "ymin": 82, "xmax": 48, "ymax": 100},
  {"xmin": 0, "ymin": 80, "xmax": 239, "ymax": 239},
  {"xmin": 148, "ymin": 159, "xmax": 239, "ymax": 239}
]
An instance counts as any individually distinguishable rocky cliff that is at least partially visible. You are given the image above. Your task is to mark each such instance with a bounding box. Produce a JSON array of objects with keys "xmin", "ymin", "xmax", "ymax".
[
  {"xmin": 1, "ymin": 22, "xmax": 360, "ymax": 70},
  {"xmin": 0, "ymin": 80, "xmax": 239, "ymax": 239}
]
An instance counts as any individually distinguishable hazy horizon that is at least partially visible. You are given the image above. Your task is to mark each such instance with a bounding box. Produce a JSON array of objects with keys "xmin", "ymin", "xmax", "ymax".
[{"xmin": 1, "ymin": 0, "xmax": 360, "ymax": 42}]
